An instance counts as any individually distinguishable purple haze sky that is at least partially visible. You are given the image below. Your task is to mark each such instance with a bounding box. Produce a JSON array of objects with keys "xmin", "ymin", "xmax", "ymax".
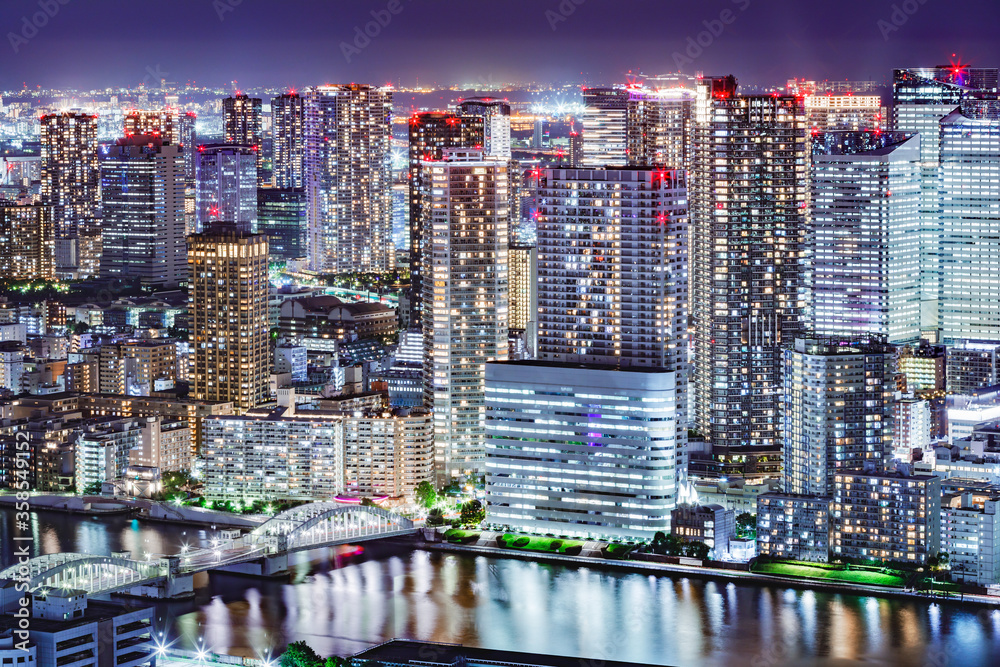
[{"xmin": 0, "ymin": 0, "xmax": 997, "ymax": 90}]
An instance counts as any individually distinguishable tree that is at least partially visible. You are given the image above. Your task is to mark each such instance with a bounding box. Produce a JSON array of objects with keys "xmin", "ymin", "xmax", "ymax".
[
  {"xmin": 415, "ymin": 481, "xmax": 437, "ymax": 509},
  {"xmin": 324, "ymin": 658, "xmax": 346, "ymax": 667},
  {"xmin": 279, "ymin": 641, "xmax": 323, "ymax": 667},
  {"xmin": 426, "ymin": 507, "xmax": 446, "ymax": 527},
  {"xmin": 685, "ymin": 541, "xmax": 711, "ymax": 560},
  {"xmin": 736, "ymin": 512, "xmax": 757, "ymax": 538},
  {"xmin": 81, "ymin": 481, "xmax": 103, "ymax": 496},
  {"xmin": 460, "ymin": 499, "xmax": 485, "ymax": 526}
]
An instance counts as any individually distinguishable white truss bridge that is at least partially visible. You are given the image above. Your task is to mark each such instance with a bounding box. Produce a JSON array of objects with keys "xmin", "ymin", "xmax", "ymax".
[{"xmin": 0, "ymin": 503, "xmax": 416, "ymax": 597}]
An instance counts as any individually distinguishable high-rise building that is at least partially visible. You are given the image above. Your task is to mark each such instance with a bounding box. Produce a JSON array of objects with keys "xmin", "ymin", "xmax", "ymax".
[
  {"xmin": 892, "ymin": 66, "xmax": 999, "ymax": 338},
  {"xmin": 305, "ymin": 84, "xmax": 394, "ymax": 273},
  {"xmin": 272, "ymin": 91, "xmax": 304, "ymax": 189},
  {"xmin": 782, "ymin": 337, "xmax": 896, "ymax": 497},
  {"xmin": 195, "ymin": 144, "xmax": 257, "ymax": 233},
  {"xmin": 894, "ymin": 396, "xmax": 931, "ymax": 461},
  {"xmin": 178, "ymin": 111, "xmax": 197, "ymax": 182},
  {"xmin": 898, "ymin": 341, "xmax": 947, "ymax": 393},
  {"xmin": 808, "ymin": 131, "xmax": 921, "ymax": 343},
  {"xmin": 485, "ymin": 361, "xmax": 678, "ymax": 540},
  {"xmin": 804, "ymin": 94, "xmax": 884, "ymax": 132},
  {"xmin": 508, "ymin": 243, "xmax": 537, "ymax": 344},
  {"xmin": 941, "ymin": 493, "xmax": 1000, "ymax": 586},
  {"xmin": 40, "ymin": 112, "xmax": 100, "ymax": 278},
  {"xmin": 188, "ymin": 229, "xmax": 269, "ymax": 412},
  {"xmin": 581, "ymin": 87, "xmax": 628, "ymax": 166},
  {"xmin": 691, "ymin": 75, "xmax": 808, "ymax": 474},
  {"xmin": 123, "ymin": 108, "xmax": 181, "ymax": 144},
  {"xmin": 222, "ymin": 93, "xmax": 264, "ymax": 185},
  {"xmin": 99, "ymin": 136, "xmax": 187, "ymax": 287},
  {"xmin": 535, "ymin": 166, "xmax": 689, "ymax": 474},
  {"xmin": 407, "ymin": 111, "xmax": 485, "ymax": 322},
  {"xmin": 257, "ymin": 187, "xmax": 306, "ymax": 261},
  {"xmin": 457, "ymin": 97, "xmax": 512, "ymax": 158},
  {"xmin": 568, "ymin": 127, "xmax": 584, "ymax": 167},
  {"xmin": 0, "ymin": 202, "xmax": 54, "ymax": 281},
  {"xmin": 948, "ymin": 342, "xmax": 1000, "ymax": 394},
  {"xmin": 939, "ymin": 99, "xmax": 1000, "ymax": 343},
  {"xmin": 421, "ymin": 149, "xmax": 509, "ymax": 482},
  {"xmin": 626, "ymin": 87, "xmax": 695, "ymax": 170}
]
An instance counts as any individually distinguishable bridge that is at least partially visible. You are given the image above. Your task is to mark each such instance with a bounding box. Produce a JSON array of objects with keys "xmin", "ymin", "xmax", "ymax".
[{"xmin": 0, "ymin": 503, "xmax": 416, "ymax": 599}]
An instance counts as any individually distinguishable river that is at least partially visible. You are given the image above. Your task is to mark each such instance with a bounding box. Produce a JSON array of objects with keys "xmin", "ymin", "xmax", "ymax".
[{"xmin": 1, "ymin": 509, "xmax": 998, "ymax": 666}]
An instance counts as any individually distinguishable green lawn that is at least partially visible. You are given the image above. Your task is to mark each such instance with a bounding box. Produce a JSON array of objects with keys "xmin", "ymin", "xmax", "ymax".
[
  {"xmin": 497, "ymin": 534, "xmax": 585, "ymax": 555},
  {"xmin": 753, "ymin": 561, "xmax": 907, "ymax": 588},
  {"xmin": 443, "ymin": 529, "xmax": 481, "ymax": 544}
]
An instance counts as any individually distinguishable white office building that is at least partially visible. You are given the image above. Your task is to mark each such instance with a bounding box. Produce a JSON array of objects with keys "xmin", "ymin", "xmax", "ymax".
[
  {"xmin": 940, "ymin": 101, "xmax": 1000, "ymax": 343},
  {"xmin": 808, "ymin": 132, "xmax": 921, "ymax": 343},
  {"xmin": 941, "ymin": 494, "xmax": 1000, "ymax": 586},
  {"xmin": 485, "ymin": 361, "xmax": 678, "ymax": 540}
]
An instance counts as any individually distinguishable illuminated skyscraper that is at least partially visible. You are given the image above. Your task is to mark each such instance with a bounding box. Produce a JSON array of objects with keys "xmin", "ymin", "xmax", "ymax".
[
  {"xmin": 222, "ymin": 93, "xmax": 264, "ymax": 185},
  {"xmin": 195, "ymin": 144, "xmax": 257, "ymax": 233},
  {"xmin": 40, "ymin": 112, "xmax": 100, "ymax": 278},
  {"xmin": 508, "ymin": 243, "xmax": 537, "ymax": 340},
  {"xmin": 178, "ymin": 111, "xmax": 197, "ymax": 182},
  {"xmin": 457, "ymin": 97, "xmax": 512, "ymax": 158},
  {"xmin": 626, "ymin": 87, "xmax": 695, "ymax": 170},
  {"xmin": 272, "ymin": 91, "xmax": 304, "ymax": 189},
  {"xmin": 304, "ymin": 84, "xmax": 393, "ymax": 273},
  {"xmin": 691, "ymin": 75, "xmax": 807, "ymax": 476},
  {"xmin": 804, "ymin": 94, "xmax": 884, "ymax": 132},
  {"xmin": 421, "ymin": 149, "xmax": 509, "ymax": 482},
  {"xmin": 535, "ymin": 166, "xmax": 689, "ymax": 476},
  {"xmin": 257, "ymin": 187, "xmax": 306, "ymax": 260},
  {"xmin": 782, "ymin": 336, "xmax": 896, "ymax": 497},
  {"xmin": 124, "ymin": 109, "xmax": 178, "ymax": 143},
  {"xmin": 808, "ymin": 131, "xmax": 921, "ymax": 343},
  {"xmin": 892, "ymin": 66, "xmax": 999, "ymax": 337},
  {"xmin": 407, "ymin": 111, "xmax": 485, "ymax": 322},
  {"xmin": 188, "ymin": 229, "xmax": 269, "ymax": 413},
  {"xmin": 100, "ymin": 136, "xmax": 187, "ymax": 287},
  {"xmin": 939, "ymin": 98, "xmax": 1000, "ymax": 343},
  {"xmin": 581, "ymin": 87, "xmax": 628, "ymax": 166},
  {"xmin": 0, "ymin": 202, "xmax": 54, "ymax": 281}
]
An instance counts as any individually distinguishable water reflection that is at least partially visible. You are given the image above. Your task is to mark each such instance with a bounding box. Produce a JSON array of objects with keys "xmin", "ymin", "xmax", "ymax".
[{"xmin": 3, "ymin": 510, "xmax": 1000, "ymax": 666}]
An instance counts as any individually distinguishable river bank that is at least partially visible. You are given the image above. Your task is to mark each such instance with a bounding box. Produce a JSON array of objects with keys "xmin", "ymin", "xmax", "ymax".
[
  {"xmin": 415, "ymin": 534, "xmax": 1000, "ymax": 609},
  {"xmin": 0, "ymin": 493, "xmax": 262, "ymax": 528}
]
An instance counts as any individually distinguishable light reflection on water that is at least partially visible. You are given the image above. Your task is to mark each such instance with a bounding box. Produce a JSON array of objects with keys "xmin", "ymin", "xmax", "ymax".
[{"xmin": 3, "ymin": 510, "xmax": 1000, "ymax": 666}]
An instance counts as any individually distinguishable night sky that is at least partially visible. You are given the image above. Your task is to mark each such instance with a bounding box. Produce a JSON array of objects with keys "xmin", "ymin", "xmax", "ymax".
[{"xmin": 1, "ymin": 0, "xmax": 998, "ymax": 90}]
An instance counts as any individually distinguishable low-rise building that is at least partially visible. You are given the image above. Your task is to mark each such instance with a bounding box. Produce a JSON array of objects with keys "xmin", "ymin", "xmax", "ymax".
[
  {"xmin": 756, "ymin": 493, "xmax": 832, "ymax": 563},
  {"xmin": 941, "ymin": 493, "xmax": 1000, "ymax": 586},
  {"xmin": 670, "ymin": 504, "xmax": 735, "ymax": 556},
  {"xmin": 0, "ymin": 589, "xmax": 154, "ymax": 667},
  {"xmin": 831, "ymin": 465, "xmax": 941, "ymax": 564},
  {"xmin": 691, "ymin": 478, "xmax": 781, "ymax": 515},
  {"xmin": 202, "ymin": 393, "xmax": 432, "ymax": 503}
]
